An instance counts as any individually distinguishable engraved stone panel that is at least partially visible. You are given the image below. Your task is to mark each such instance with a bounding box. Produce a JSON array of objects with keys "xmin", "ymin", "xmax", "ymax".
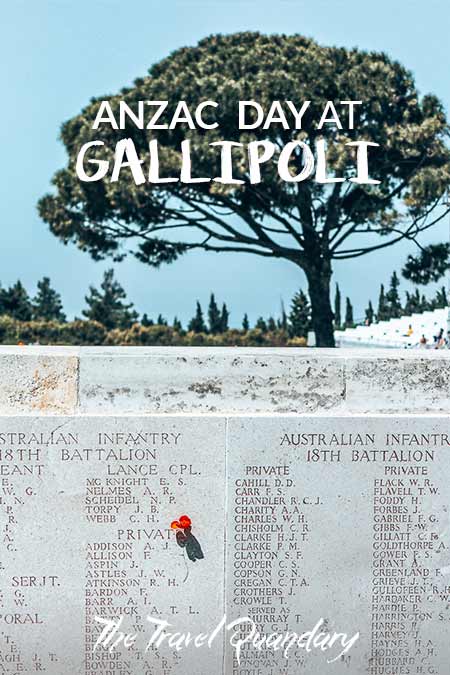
[
  {"xmin": 0, "ymin": 416, "xmax": 225, "ymax": 674},
  {"xmin": 226, "ymin": 416, "xmax": 450, "ymax": 675},
  {"xmin": 2, "ymin": 412, "xmax": 450, "ymax": 674}
]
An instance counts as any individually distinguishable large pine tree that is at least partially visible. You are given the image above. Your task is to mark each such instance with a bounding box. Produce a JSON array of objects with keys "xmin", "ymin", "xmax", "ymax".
[
  {"xmin": 82, "ymin": 269, "xmax": 138, "ymax": 330},
  {"xmin": 40, "ymin": 33, "xmax": 450, "ymax": 347}
]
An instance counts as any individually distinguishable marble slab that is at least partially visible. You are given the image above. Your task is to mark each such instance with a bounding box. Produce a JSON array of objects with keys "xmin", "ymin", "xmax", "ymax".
[
  {"xmin": 225, "ymin": 416, "xmax": 450, "ymax": 675},
  {"xmin": 0, "ymin": 416, "xmax": 226, "ymax": 674},
  {"xmin": 1, "ymin": 414, "xmax": 449, "ymax": 674}
]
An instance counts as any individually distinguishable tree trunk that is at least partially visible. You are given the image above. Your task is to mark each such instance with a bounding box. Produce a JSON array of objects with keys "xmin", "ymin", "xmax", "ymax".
[{"xmin": 304, "ymin": 264, "xmax": 335, "ymax": 347}]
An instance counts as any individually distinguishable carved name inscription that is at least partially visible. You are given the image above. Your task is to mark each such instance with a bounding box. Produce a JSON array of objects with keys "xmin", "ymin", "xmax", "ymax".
[
  {"xmin": 0, "ymin": 417, "xmax": 225, "ymax": 674},
  {"xmin": 1, "ymin": 416, "xmax": 449, "ymax": 674},
  {"xmin": 226, "ymin": 417, "xmax": 450, "ymax": 675}
]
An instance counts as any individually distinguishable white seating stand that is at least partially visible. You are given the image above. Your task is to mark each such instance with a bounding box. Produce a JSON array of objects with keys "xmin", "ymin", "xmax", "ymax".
[{"xmin": 335, "ymin": 307, "xmax": 450, "ymax": 349}]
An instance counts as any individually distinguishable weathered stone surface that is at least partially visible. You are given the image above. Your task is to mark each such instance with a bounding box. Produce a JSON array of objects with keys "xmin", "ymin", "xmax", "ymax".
[
  {"xmin": 0, "ymin": 346, "xmax": 450, "ymax": 414},
  {"xmin": 1, "ymin": 347, "xmax": 450, "ymax": 674},
  {"xmin": 78, "ymin": 348, "xmax": 345, "ymax": 414},
  {"xmin": 226, "ymin": 416, "xmax": 450, "ymax": 674},
  {"xmin": 3, "ymin": 412, "xmax": 449, "ymax": 673},
  {"xmin": 0, "ymin": 416, "xmax": 225, "ymax": 674},
  {"xmin": 0, "ymin": 347, "xmax": 78, "ymax": 414},
  {"xmin": 345, "ymin": 353, "xmax": 450, "ymax": 413}
]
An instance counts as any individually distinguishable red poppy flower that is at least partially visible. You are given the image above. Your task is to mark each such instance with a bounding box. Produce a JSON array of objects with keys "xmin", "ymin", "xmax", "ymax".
[{"xmin": 179, "ymin": 514, "xmax": 192, "ymax": 528}]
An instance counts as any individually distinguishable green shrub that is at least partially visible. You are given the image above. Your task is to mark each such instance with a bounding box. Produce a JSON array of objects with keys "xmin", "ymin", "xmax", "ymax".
[
  {"xmin": 0, "ymin": 318, "xmax": 303, "ymax": 347},
  {"xmin": 60, "ymin": 320, "xmax": 107, "ymax": 345},
  {"xmin": 105, "ymin": 324, "xmax": 179, "ymax": 346}
]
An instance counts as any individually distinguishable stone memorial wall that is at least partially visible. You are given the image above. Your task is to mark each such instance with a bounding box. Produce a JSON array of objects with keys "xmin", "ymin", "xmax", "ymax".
[{"xmin": 0, "ymin": 347, "xmax": 449, "ymax": 675}]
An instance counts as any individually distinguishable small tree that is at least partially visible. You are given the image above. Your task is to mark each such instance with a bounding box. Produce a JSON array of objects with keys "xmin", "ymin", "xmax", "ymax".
[
  {"xmin": 404, "ymin": 291, "xmax": 414, "ymax": 315},
  {"xmin": 208, "ymin": 294, "xmax": 222, "ymax": 334},
  {"xmin": 173, "ymin": 316, "xmax": 183, "ymax": 332},
  {"xmin": 242, "ymin": 313, "xmax": 250, "ymax": 331},
  {"xmin": 255, "ymin": 317, "xmax": 268, "ymax": 332},
  {"xmin": 365, "ymin": 300, "xmax": 374, "ymax": 325},
  {"xmin": 33, "ymin": 277, "xmax": 66, "ymax": 322},
  {"xmin": 188, "ymin": 301, "xmax": 207, "ymax": 333},
  {"xmin": 289, "ymin": 290, "xmax": 311, "ymax": 337},
  {"xmin": 0, "ymin": 281, "xmax": 33, "ymax": 321},
  {"xmin": 345, "ymin": 297, "xmax": 354, "ymax": 328},
  {"xmin": 419, "ymin": 294, "xmax": 431, "ymax": 312},
  {"xmin": 267, "ymin": 316, "xmax": 277, "ymax": 331},
  {"xmin": 141, "ymin": 313, "xmax": 154, "ymax": 327},
  {"xmin": 278, "ymin": 301, "xmax": 288, "ymax": 332},
  {"xmin": 156, "ymin": 314, "xmax": 167, "ymax": 326},
  {"xmin": 404, "ymin": 289, "xmax": 422, "ymax": 315},
  {"xmin": 432, "ymin": 286, "xmax": 447, "ymax": 309},
  {"xmin": 334, "ymin": 284, "xmax": 342, "ymax": 330},
  {"xmin": 220, "ymin": 303, "xmax": 229, "ymax": 332},
  {"xmin": 377, "ymin": 284, "xmax": 390, "ymax": 321},
  {"xmin": 386, "ymin": 271, "xmax": 403, "ymax": 319},
  {"xmin": 82, "ymin": 269, "xmax": 138, "ymax": 330}
]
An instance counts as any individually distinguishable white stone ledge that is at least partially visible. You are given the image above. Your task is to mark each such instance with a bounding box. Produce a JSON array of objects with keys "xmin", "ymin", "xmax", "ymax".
[
  {"xmin": 0, "ymin": 346, "xmax": 448, "ymax": 415},
  {"xmin": 0, "ymin": 349, "xmax": 78, "ymax": 415}
]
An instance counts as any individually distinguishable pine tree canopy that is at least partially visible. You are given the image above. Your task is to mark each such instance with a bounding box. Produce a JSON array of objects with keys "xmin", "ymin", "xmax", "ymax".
[{"xmin": 38, "ymin": 33, "xmax": 450, "ymax": 346}]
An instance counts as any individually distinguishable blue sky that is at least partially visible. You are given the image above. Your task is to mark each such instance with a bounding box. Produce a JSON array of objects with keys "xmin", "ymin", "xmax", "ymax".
[{"xmin": 1, "ymin": 0, "xmax": 449, "ymax": 325}]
